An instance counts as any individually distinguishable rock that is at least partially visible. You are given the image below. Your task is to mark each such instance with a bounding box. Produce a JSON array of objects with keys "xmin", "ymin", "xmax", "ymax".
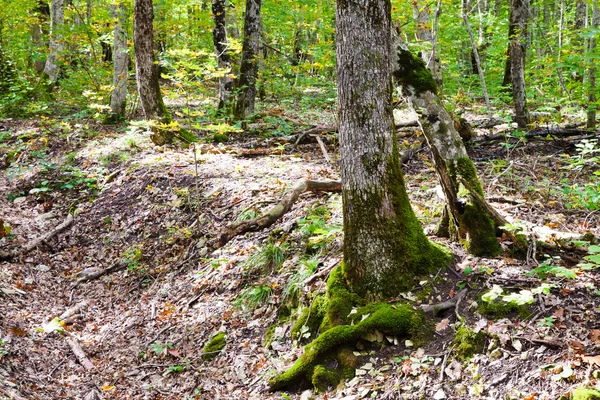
[{"xmin": 433, "ymin": 389, "xmax": 446, "ymax": 399}]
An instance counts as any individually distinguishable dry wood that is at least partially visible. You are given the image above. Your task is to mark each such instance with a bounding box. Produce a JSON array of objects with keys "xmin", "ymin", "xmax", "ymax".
[
  {"xmin": 66, "ymin": 336, "xmax": 95, "ymax": 371},
  {"xmin": 218, "ymin": 178, "xmax": 341, "ymax": 247},
  {"xmin": 0, "ymin": 214, "xmax": 74, "ymax": 261},
  {"xmin": 303, "ymin": 258, "xmax": 341, "ymax": 285},
  {"xmin": 313, "ymin": 135, "xmax": 331, "ymax": 163},
  {"xmin": 473, "ymin": 124, "xmax": 596, "ymax": 143},
  {"xmin": 83, "ymin": 388, "xmax": 102, "ymax": 400},
  {"xmin": 75, "ymin": 260, "xmax": 128, "ymax": 284},
  {"xmin": 420, "ymin": 289, "xmax": 468, "ymax": 314},
  {"xmin": 59, "ymin": 300, "xmax": 89, "ymax": 320}
]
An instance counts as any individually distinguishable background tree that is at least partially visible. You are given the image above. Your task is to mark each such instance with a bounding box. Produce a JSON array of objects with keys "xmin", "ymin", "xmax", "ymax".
[
  {"xmin": 42, "ymin": 0, "xmax": 64, "ymax": 86},
  {"xmin": 233, "ymin": 0, "xmax": 262, "ymax": 120},
  {"xmin": 509, "ymin": 0, "xmax": 529, "ymax": 128},
  {"xmin": 134, "ymin": 0, "xmax": 168, "ymax": 122},
  {"xmin": 212, "ymin": 0, "xmax": 233, "ymax": 110},
  {"xmin": 108, "ymin": 0, "xmax": 128, "ymax": 121}
]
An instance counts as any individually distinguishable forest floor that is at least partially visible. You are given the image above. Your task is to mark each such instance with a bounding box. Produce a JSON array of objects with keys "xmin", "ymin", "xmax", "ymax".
[{"xmin": 1, "ymin": 101, "xmax": 600, "ymax": 400}]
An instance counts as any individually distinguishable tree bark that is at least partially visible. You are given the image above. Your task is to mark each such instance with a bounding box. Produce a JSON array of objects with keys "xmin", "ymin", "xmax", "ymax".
[
  {"xmin": 509, "ymin": 0, "xmax": 529, "ymax": 128},
  {"xmin": 212, "ymin": 0, "xmax": 233, "ymax": 109},
  {"xmin": 412, "ymin": 0, "xmax": 442, "ymax": 87},
  {"xmin": 110, "ymin": 1, "xmax": 129, "ymax": 120},
  {"xmin": 43, "ymin": 0, "xmax": 64, "ymax": 84},
  {"xmin": 391, "ymin": 37, "xmax": 502, "ymax": 257},
  {"xmin": 337, "ymin": 0, "xmax": 450, "ymax": 299},
  {"xmin": 588, "ymin": 1, "xmax": 599, "ymax": 130},
  {"xmin": 233, "ymin": 0, "xmax": 262, "ymax": 120},
  {"xmin": 134, "ymin": 0, "xmax": 168, "ymax": 121}
]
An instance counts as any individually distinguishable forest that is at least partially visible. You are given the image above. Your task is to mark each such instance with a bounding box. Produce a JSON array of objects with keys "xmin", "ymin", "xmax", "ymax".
[{"xmin": 1, "ymin": 0, "xmax": 600, "ymax": 399}]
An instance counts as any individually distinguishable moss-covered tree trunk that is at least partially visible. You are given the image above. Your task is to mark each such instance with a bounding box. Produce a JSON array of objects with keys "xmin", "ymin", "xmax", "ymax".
[
  {"xmin": 391, "ymin": 39, "xmax": 501, "ymax": 257},
  {"xmin": 42, "ymin": 0, "xmax": 64, "ymax": 85},
  {"xmin": 134, "ymin": 0, "xmax": 168, "ymax": 121},
  {"xmin": 338, "ymin": 0, "xmax": 449, "ymax": 299},
  {"xmin": 233, "ymin": 0, "xmax": 261, "ymax": 120},
  {"xmin": 412, "ymin": 0, "xmax": 442, "ymax": 88},
  {"xmin": 212, "ymin": 0, "xmax": 233, "ymax": 110},
  {"xmin": 109, "ymin": 1, "xmax": 128, "ymax": 121}
]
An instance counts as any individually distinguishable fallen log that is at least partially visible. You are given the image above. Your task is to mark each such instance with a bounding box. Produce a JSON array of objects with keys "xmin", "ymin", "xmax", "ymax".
[
  {"xmin": 473, "ymin": 125, "xmax": 596, "ymax": 143},
  {"xmin": 66, "ymin": 336, "xmax": 95, "ymax": 371},
  {"xmin": 218, "ymin": 179, "xmax": 341, "ymax": 247},
  {"xmin": 0, "ymin": 214, "xmax": 74, "ymax": 261},
  {"xmin": 74, "ymin": 260, "xmax": 128, "ymax": 284}
]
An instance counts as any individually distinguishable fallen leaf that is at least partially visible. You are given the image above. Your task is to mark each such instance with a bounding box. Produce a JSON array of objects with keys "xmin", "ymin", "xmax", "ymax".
[
  {"xmin": 590, "ymin": 329, "xmax": 600, "ymax": 344},
  {"xmin": 436, "ymin": 319, "xmax": 450, "ymax": 332},
  {"xmin": 581, "ymin": 355, "xmax": 600, "ymax": 366},
  {"xmin": 553, "ymin": 308, "xmax": 564, "ymax": 320},
  {"xmin": 523, "ymin": 393, "xmax": 536, "ymax": 400},
  {"xmin": 568, "ymin": 340, "xmax": 585, "ymax": 353}
]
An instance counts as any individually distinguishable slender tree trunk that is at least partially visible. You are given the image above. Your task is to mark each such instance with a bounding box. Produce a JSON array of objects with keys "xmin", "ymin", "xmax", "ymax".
[
  {"xmin": 588, "ymin": 1, "xmax": 599, "ymax": 129},
  {"xmin": 212, "ymin": 0, "xmax": 233, "ymax": 109},
  {"xmin": 391, "ymin": 37, "xmax": 501, "ymax": 257},
  {"xmin": 31, "ymin": 1, "xmax": 50, "ymax": 73},
  {"xmin": 233, "ymin": 0, "xmax": 262, "ymax": 120},
  {"xmin": 462, "ymin": 0, "xmax": 491, "ymax": 114},
  {"xmin": 509, "ymin": 0, "xmax": 529, "ymax": 128},
  {"xmin": 502, "ymin": 1, "xmax": 516, "ymax": 88},
  {"xmin": 109, "ymin": 1, "xmax": 128, "ymax": 120},
  {"xmin": 337, "ymin": 0, "xmax": 449, "ymax": 299},
  {"xmin": 43, "ymin": 0, "xmax": 64, "ymax": 84},
  {"xmin": 133, "ymin": 0, "xmax": 168, "ymax": 121},
  {"xmin": 412, "ymin": 0, "xmax": 442, "ymax": 87}
]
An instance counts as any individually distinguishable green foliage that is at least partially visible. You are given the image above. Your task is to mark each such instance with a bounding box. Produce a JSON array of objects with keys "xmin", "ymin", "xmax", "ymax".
[
  {"xmin": 281, "ymin": 256, "xmax": 319, "ymax": 306},
  {"xmin": 0, "ymin": 340, "xmax": 7, "ymax": 357},
  {"xmin": 233, "ymin": 284, "xmax": 273, "ymax": 312},
  {"xmin": 122, "ymin": 245, "xmax": 144, "ymax": 271},
  {"xmin": 527, "ymin": 258, "xmax": 577, "ymax": 279},
  {"xmin": 562, "ymin": 140, "xmax": 600, "ymax": 210},
  {"xmin": 149, "ymin": 342, "xmax": 173, "ymax": 355},
  {"xmin": 244, "ymin": 240, "xmax": 288, "ymax": 273}
]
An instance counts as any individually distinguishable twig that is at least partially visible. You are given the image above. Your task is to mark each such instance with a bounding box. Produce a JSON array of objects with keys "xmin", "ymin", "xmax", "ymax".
[
  {"xmin": 421, "ymin": 289, "xmax": 468, "ymax": 315},
  {"xmin": 66, "ymin": 336, "xmax": 95, "ymax": 371},
  {"xmin": 0, "ymin": 214, "xmax": 74, "ymax": 261},
  {"xmin": 145, "ymin": 326, "xmax": 174, "ymax": 349},
  {"xmin": 312, "ymin": 135, "xmax": 331, "ymax": 163}
]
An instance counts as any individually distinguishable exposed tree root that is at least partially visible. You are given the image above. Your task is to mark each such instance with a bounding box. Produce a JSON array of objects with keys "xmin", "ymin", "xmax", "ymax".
[
  {"xmin": 217, "ymin": 179, "xmax": 341, "ymax": 247},
  {"xmin": 0, "ymin": 214, "xmax": 74, "ymax": 261},
  {"xmin": 420, "ymin": 289, "xmax": 468, "ymax": 315}
]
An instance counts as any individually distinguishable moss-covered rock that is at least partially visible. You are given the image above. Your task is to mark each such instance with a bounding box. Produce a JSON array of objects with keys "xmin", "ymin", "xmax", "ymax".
[
  {"xmin": 212, "ymin": 133, "xmax": 229, "ymax": 143},
  {"xmin": 202, "ymin": 332, "xmax": 226, "ymax": 361},
  {"xmin": 453, "ymin": 326, "xmax": 486, "ymax": 360},
  {"xmin": 477, "ymin": 298, "xmax": 531, "ymax": 320},
  {"xmin": 572, "ymin": 388, "xmax": 600, "ymax": 400}
]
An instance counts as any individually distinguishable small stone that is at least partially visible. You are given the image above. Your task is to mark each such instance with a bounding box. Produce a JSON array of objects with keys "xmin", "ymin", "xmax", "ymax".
[
  {"xmin": 489, "ymin": 348, "xmax": 503, "ymax": 360},
  {"xmin": 300, "ymin": 390, "xmax": 314, "ymax": 400},
  {"xmin": 433, "ymin": 388, "xmax": 446, "ymax": 399}
]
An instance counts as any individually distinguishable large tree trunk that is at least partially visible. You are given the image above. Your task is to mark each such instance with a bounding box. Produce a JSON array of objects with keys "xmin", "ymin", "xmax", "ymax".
[
  {"xmin": 134, "ymin": 0, "xmax": 168, "ymax": 121},
  {"xmin": 588, "ymin": 1, "xmax": 599, "ymax": 130},
  {"xmin": 109, "ymin": 1, "xmax": 128, "ymax": 120},
  {"xmin": 233, "ymin": 0, "xmax": 262, "ymax": 120},
  {"xmin": 509, "ymin": 0, "xmax": 529, "ymax": 128},
  {"xmin": 42, "ymin": 0, "xmax": 64, "ymax": 84},
  {"xmin": 337, "ymin": 0, "xmax": 449, "ymax": 299},
  {"xmin": 212, "ymin": 0, "xmax": 233, "ymax": 109},
  {"xmin": 391, "ymin": 37, "xmax": 502, "ymax": 257}
]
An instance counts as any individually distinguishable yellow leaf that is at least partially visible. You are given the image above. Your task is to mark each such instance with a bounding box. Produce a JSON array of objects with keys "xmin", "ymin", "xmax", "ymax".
[{"xmin": 102, "ymin": 385, "xmax": 116, "ymax": 391}]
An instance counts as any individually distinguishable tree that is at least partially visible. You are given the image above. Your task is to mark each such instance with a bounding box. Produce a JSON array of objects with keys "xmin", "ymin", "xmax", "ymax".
[
  {"xmin": 509, "ymin": 0, "xmax": 529, "ymax": 128},
  {"xmin": 391, "ymin": 36, "xmax": 502, "ymax": 257},
  {"xmin": 268, "ymin": 0, "xmax": 451, "ymax": 391},
  {"xmin": 233, "ymin": 0, "xmax": 261, "ymax": 120},
  {"xmin": 588, "ymin": 0, "xmax": 599, "ymax": 130},
  {"xmin": 212, "ymin": 0, "xmax": 233, "ymax": 110},
  {"xmin": 412, "ymin": 0, "xmax": 442, "ymax": 87},
  {"xmin": 42, "ymin": 0, "xmax": 64, "ymax": 85},
  {"xmin": 109, "ymin": 0, "xmax": 128, "ymax": 121},
  {"xmin": 133, "ymin": 0, "xmax": 168, "ymax": 122}
]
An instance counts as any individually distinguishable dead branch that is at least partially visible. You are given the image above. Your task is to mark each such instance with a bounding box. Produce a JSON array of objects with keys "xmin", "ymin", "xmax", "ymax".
[
  {"xmin": 0, "ymin": 214, "xmax": 74, "ymax": 261},
  {"xmin": 66, "ymin": 336, "xmax": 95, "ymax": 371},
  {"xmin": 313, "ymin": 135, "xmax": 331, "ymax": 163},
  {"xmin": 420, "ymin": 289, "xmax": 468, "ymax": 315},
  {"xmin": 473, "ymin": 124, "xmax": 596, "ymax": 143},
  {"xmin": 303, "ymin": 259, "xmax": 341, "ymax": 286},
  {"xmin": 74, "ymin": 260, "xmax": 128, "ymax": 284},
  {"xmin": 218, "ymin": 179, "xmax": 341, "ymax": 247},
  {"xmin": 60, "ymin": 300, "xmax": 89, "ymax": 320}
]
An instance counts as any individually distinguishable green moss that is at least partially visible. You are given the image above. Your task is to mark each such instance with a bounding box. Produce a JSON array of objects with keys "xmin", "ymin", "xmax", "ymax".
[
  {"xmin": 212, "ymin": 133, "xmax": 229, "ymax": 143},
  {"xmin": 263, "ymin": 325, "xmax": 277, "ymax": 349},
  {"xmin": 343, "ymin": 146, "xmax": 452, "ymax": 298},
  {"xmin": 311, "ymin": 366, "xmax": 340, "ymax": 393},
  {"xmin": 269, "ymin": 304, "xmax": 423, "ymax": 391},
  {"xmin": 202, "ymin": 332, "xmax": 226, "ymax": 361},
  {"xmin": 291, "ymin": 294, "xmax": 328, "ymax": 343},
  {"xmin": 392, "ymin": 47, "xmax": 439, "ymax": 95},
  {"xmin": 336, "ymin": 347, "xmax": 359, "ymax": 379},
  {"xmin": 572, "ymin": 388, "xmax": 600, "ymax": 400},
  {"xmin": 320, "ymin": 267, "xmax": 364, "ymax": 331},
  {"xmin": 448, "ymin": 157, "xmax": 502, "ymax": 257},
  {"xmin": 477, "ymin": 299, "xmax": 531, "ymax": 320},
  {"xmin": 453, "ymin": 326, "xmax": 485, "ymax": 360}
]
